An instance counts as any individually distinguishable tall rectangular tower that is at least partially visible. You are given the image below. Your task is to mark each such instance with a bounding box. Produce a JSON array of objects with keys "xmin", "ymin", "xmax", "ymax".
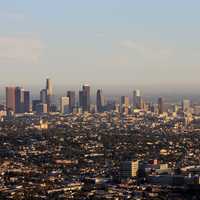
[
  {"xmin": 81, "ymin": 84, "xmax": 90, "ymax": 112},
  {"xmin": 158, "ymin": 97, "xmax": 164, "ymax": 115},
  {"xmin": 46, "ymin": 78, "xmax": 53, "ymax": 96},
  {"xmin": 121, "ymin": 96, "xmax": 129, "ymax": 107},
  {"xmin": 79, "ymin": 90, "xmax": 84, "ymax": 108},
  {"xmin": 60, "ymin": 97, "xmax": 70, "ymax": 114},
  {"xmin": 67, "ymin": 91, "xmax": 75, "ymax": 113},
  {"xmin": 15, "ymin": 87, "xmax": 24, "ymax": 113},
  {"xmin": 133, "ymin": 89, "xmax": 142, "ymax": 109},
  {"xmin": 96, "ymin": 89, "xmax": 104, "ymax": 113},
  {"xmin": 23, "ymin": 91, "xmax": 30, "ymax": 113},
  {"xmin": 40, "ymin": 89, "xmax": 47, "ymax": 104},
  {"xmin": 6, "ymin": 87, "xmax": 16, "ymax": 111},
  {"xmin": 46, "ymin": 78, "xmax": 53, "ymax": 112},
  {"xmin": 182, "ymin": 99, "xmax": 190, "ymax": 113}
]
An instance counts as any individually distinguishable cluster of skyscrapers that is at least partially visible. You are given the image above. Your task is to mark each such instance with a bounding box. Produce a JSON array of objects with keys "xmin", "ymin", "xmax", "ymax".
[
  {"xmin": 4, "ymin": 78, "xmax": 191, "ymax": 116},
  {"xmin": 6, "ymin": 87, "xmax": 30, "ymax": 113},
  {"xmin": 32, "ymin": 78, "xmax": 53, "ymax": 114},
  {"xmin": 5, "ymin": 79, "xmax": 103, "ymax": 115}
]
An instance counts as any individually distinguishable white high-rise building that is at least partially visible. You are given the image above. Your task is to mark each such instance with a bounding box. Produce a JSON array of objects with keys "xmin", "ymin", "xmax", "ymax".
[
  {"xmin": 60, "ymin": 97, "xmax": 70, "ymax": 114},
  {"xmin": 133, "ymin": 89, "xmax": 141, "ymax": 109},
  {"xmin": 134, "ymin": 89, "xmax": 140, "ymax": 97},
  {"xmin": 182, "ymin": 99, "xmax": 190, "ymax": 113}
]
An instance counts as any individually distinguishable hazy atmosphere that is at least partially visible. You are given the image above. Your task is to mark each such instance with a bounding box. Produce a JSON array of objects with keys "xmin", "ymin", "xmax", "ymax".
[
  {"xmin": 2, "ymin": 2, "xmax": 200, "ymax": 199},
  {"xmin": 0, "ymin": 0, "xmax": 200, "ymax": 93}
]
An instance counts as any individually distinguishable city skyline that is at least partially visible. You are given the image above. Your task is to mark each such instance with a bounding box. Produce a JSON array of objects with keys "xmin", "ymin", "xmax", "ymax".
[
  {"xmin": 1, "ymin": 78, "xmax": 196, "ymax": 115},
  {"xmin": 0, "ymin": 1, "xmax": 200, "ymax": 89},
  {"xmin": 1, "ymin": 2, "xmax": 200, "ymax": 199}
]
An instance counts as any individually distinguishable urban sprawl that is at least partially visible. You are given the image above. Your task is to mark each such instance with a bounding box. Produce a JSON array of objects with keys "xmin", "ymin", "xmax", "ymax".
[{"xmin": 0, "ymin": 79, "xmax": 200, "ymax": 199}]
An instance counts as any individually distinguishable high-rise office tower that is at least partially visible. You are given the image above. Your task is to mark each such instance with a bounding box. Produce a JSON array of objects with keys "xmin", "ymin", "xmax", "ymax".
[
  {"xmin": 46, "ymin": 78, "xmax": 53, "ymax": 96},
  {"xmin": 67, "ymin": 91, "xmax": 75, "ymax": 113},
  {"xmin": 6, "ymin": 86, "xmax": 30, "ymax": 113},
  {"xmin": 79, "ymin": 84, "xmax": 90, "ymax": 112},
  {"xmin": 6, "ymin": 87, "xmax": 16, "ymax": 111},
  {"xmin": 182, "ymin": 99, "xmax": 190, "ymax": 113},
  {"xmin": 79, "ymin": 90, "xmax": 84, "ymax": 111},
  {"xmin": 40, "ymin": 89, "xmax": 47, "ymax": 104},
  {"xmin": 133, "ymin": 90, "xmax": 142, "ymax": 109},
  {"xmin": 46, "ymin": 78, "xmax": 53, "ymax": 111},
  {"xmin": 121, "ymin": 96, "xmax": 129, "ymax": 107},
  {"xmin": 158, "ymin": 97, "xmax": 164, "ymax": 115},
  {"xmin": 83, "ymin": 84, "xmax": 90, "ymax": 112},
  {"xmin": 35, "ymin": 103, "xmax": 48, "ymax": 114},
  {"xmin": 60, "ymin": 97, "xmax": 70, "ymax": 114},
  {"xmin": 96, "ymin": 89, "xmax": 104, "ymax": 113},
  {"xmin": 121, "ymin": 96, "xmax": 129, "ymax": 114},
  {"xmin": 32, "ymin": 100, "xmax": 41, "ymax": 112},
  {"xmin": 172, "ymin": 104, "xmax": 178, "ymax": 113},
  {"xmin": 79, "ymin": 90, "xmax": 84, "ymax": 108},
  {"xmin": 23, "ymin": 91, "xmax": 30, "ymax": 113},
  {"xmin": 15, "ymin": 87, "xmax": 24, "ymax": 113}
]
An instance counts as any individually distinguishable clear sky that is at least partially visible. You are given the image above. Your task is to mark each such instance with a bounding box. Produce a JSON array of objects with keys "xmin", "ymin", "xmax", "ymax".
[{"xmin": 0, "ymin": 0, "xmax": 200, "ymax": 92}]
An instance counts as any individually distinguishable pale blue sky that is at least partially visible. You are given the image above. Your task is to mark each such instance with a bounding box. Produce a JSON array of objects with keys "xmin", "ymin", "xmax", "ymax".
[{"xmin": 0, "ymin": 0, "xmax": 200, "ymax": 91}]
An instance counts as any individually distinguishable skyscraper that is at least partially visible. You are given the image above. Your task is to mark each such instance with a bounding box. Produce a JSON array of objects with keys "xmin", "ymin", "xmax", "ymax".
[
  {"xmin": 6, "ymin": 87, "xmax": 16, "ymax": 111},
  {"xmin": 67, "ymin": 91, "xmax": 76, "ymax": 113},
  {"xmin": 60, "ymin": 97, "xmax": 70, "ymax": 114},
  {"xmin": 79, "ymin": 90, "xmax": 84, "ymax": 109},
  {"xmin": 23, "ymin": 91, "xmax": 30, "ymax": 113},
  {"xmin": 32, "ymin": 100, "xmax": 42, "ymax": 112},
  {"xmin": 46, "ymin": 78, "xmax": 53, "ymax": 111},
  {"xmin": 40, "ymin": 89, "xmax": 47, "ymax": 104},
  {"xmin": 46, "ymin": 78, "xmax": 53, "ymax": 96},
  {"xmin": 133, "ymin": 90, "xmax": 142, "ymax": 109},
  {"xmin": 15, "ymin": 87, "xmax": 24, "ymax": 113},
  {"xmin": 182, "ymin": 99, "xmax": 190, "ymax": 113},
  {"xmin": 6, "ymin": 87, "xmax": 30, "ymax": 113},
  {"xmin": 121, "ymin": 96, "xmax": 129, "ymax": 114},
  {"xmin": 79, "ymin": 84, "xmax": 90, "ymax": 112},
  {"xmin": 121, "ymin": 96, "xmax": 129, "ymax": 107},
  {"xmin": 158, "ymin": 97, "xmax": 164, "ymax": 115},
  {"xmin": 96, "ymin": 89, "xmax": 104, "ymax": 113},
  {"xmin": 35, "ymin": 103, "xmax": 48, "ymax": 114}
]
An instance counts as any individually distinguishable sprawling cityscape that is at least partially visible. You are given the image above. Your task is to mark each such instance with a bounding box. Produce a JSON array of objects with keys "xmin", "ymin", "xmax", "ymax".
[
  {"xmin": 0, "ymin": 78, "xmax": 200, "ymax": 199},
  {"xmin": 1, "ymin": 0, "xmax": 200, "ymax": 199}
]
